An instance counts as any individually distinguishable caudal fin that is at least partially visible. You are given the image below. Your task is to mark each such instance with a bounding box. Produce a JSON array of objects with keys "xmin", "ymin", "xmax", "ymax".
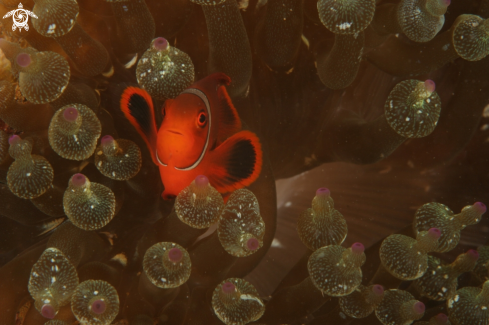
[
  {"xmin": 120, "ymin": 87, "xmax": 158, "ymax": 165},
  {"xmin": 208, "ymin": 130, "xmax": 263, "ymax": 193}
]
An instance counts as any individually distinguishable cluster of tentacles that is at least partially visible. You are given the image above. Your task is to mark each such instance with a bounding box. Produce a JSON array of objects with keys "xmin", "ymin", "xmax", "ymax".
[{"xmin": 1, "ymin": 0, "xmax": 489, "ymax": 324}]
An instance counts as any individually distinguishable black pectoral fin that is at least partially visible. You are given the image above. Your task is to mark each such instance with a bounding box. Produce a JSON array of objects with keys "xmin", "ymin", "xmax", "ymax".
[{"xmin": 208, "ymin": 130, "xmax": 263, "ymax": 193}]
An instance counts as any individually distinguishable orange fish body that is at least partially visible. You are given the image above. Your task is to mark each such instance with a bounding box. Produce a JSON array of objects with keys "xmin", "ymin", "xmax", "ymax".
[{"xmin": 121, "ymin": 73, "xmax": 262, "ymax": 199}]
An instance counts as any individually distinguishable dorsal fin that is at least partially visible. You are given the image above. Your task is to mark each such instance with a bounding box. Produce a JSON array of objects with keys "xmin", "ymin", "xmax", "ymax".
[
  {"xmin": 207, "ymin": 130, "xmax": 262, "ymax": 193},
  {"xmin": 120, "ymin": 87, "xmax": 158, "ymax": 165},
  {"xmin": 216, "ymin": 84, "xmax": 242, "ymax": 141}
]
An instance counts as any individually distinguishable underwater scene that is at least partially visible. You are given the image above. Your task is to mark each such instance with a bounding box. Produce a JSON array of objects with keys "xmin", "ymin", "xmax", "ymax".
[{"xmin": 1, "ymin": 0, "xmax": 489, "ymax": 324}]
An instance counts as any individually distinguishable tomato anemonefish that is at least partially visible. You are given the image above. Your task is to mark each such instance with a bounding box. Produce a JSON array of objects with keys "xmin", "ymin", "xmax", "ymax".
[{"xmin": 120, "ymin": 73, "xmax": 263, "ymax": 199}]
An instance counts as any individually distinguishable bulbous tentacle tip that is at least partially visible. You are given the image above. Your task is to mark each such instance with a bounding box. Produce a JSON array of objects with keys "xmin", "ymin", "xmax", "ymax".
[
  {"xmin": 16, "ymin": 53, "xmax": 31, "ymax": 68},
  {"xmin": 441, "ymin": 0, "xmax": 451, "ymax": 6},
  {"xmin": 384, "ymin": 79, "xmax": 442, "ymax": 139},
  {"xmin": 101, "ymin": 135, "xmax": 115, "ymax": 147},
  {"xmin": 424, "ymin": 79, "xmax": 436, "ymax": 93},
  {"xmin": 175, "ymin": 175, "xmax": 223, "ymax": 228},
  {"xmin": 194, "ymin": 175, "xmax": 209, "ymax": 188},
  {"xmin": 212, "ymin": 278, "xmax": 264, "ymax": 324},
  {"xmin": 32, "ymin": 0, "xmax": 78, "ymax": 38},
  {"xmin": 8, "ymin": 134, "xmax": 21, "ymax": 146},
  {"xmin": 70, "ymin": 173, "xmax": 87, "ymax": 188},
  {"xmin": 41, "ymin": 304, "xmax": 57, "ymax": 319},
  {"xmin": 218, "ymin": 190, "xmax": 265, "ymax": 257},
  {"xmin": 95, "ymin": 137, "xmax": 141, "ymax": 180},
  {"xmin": 91, "ymin": 299, "xmax": 107, "ymax": 315},
  {"xmin": 152, "ymin": 37, "xmax": 169, "ymax": 52},
  {"xmin": 246, "ymin": 237, "xmax": 260, "ymax": 251},
  {"xmin": 168, "ymin": 247, "xmax": 183, "ymax": 263},
  {"xmin": 143, "ymin": 242, "xmax": 191, "ymax": 288},
  {"xmin": 351, "ymin": 242, "xmax": 365, "ymax": 254},
  {"xmin": 221, "ymin": 281, "xmax": 236, "ymax": 294},
  {"xmin": 316, "ymin": 187, "xmax": 330, "ymax": 197},
  {"xmin": 413, "ymin": 301, "xmax": 425, "ymax": 315},
  {"xmin": 372, "ymin": 284, "xmax": 384, "ymax": 296},
  {"xmin": 428, "ymin": 227, "xmax": 441, "ymax": 239},
  {"xmin": 317, "ymin": 0, "xmax": 376, "ymax": 35},
  {"xmin": 467, "ymin": 249, "xmax": 480, "ymax": 260},
  {"xmin": 63, "ymin": 107, "xmax": 79, "ymax": 122},
  {"xmin": 45, "ymin": 321, "xmax": 69, "ymax": 325},
  {"xmin": 473, "ymin": 202, "xmax": 487, "ymax": 214},
  {"xmin": 137, "ymin": 37, "xmax": 194, "ymax": 99},
  {"xmin": 435, "ymin": 313, "xmax": 449, "ymax": 323},
  {"xmin": 49, "ymin": 103, "xmax": 102, "ymax": 160},
  {"xmin": 191, "ymin": 0, "xmax": 227, "ymax": 5},
  {"xmin": 72, "ymin": 280, "xmax": 119, "ymax": 324}
]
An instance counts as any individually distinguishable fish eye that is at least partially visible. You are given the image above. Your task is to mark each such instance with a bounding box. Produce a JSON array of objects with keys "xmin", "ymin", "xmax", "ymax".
[{"xmin": 197, "ymin": 112, "xmax": 207, "ymax": 127}]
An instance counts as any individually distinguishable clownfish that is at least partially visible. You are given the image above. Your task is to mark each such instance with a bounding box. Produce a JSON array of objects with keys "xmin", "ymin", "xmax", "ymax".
[{"xmin": 120, "ymin": 73, "xmax": 263, "ymax": 199}]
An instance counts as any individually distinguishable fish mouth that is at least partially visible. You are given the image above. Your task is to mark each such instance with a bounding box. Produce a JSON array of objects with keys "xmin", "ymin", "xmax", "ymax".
[{"xmin": 166, "ymin": 129, "xmax": 183, "ymax": 135}]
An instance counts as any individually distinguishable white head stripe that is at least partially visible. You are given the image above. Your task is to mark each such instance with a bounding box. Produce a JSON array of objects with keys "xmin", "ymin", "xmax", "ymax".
[
  {"xmin": 173, "ymin": 88, "xmax": 211, "ymax": 171},
  {"xmin": 156, "ymin": 150, "xmax": 167, "ymax": 166}
]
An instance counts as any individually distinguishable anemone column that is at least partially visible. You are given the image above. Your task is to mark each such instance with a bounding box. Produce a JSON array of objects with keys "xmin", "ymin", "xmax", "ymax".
[
  {"xmin": 316, "ymin": 0, "xmax": 375, "ymax": 89},
  {"xmin": 192, "ymin": 0, "xmax": 252, "ymax": 97},
  {"xmin": 255, "ymin": 0, "xmax": 304, "ymax": 71}
]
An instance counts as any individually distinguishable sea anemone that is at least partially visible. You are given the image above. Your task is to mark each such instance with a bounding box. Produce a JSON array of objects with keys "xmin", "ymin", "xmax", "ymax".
[{"xmin": 0, "ymin": 0, "xmax": 489, "ymax": 324}]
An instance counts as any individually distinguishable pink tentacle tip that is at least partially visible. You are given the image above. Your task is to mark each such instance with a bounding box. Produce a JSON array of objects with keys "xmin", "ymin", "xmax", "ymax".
[
  {"xmin": 222, "ymin": 281, "xmax": 236, "ymax": 294},
  {"xmin": 153, "ymin": 37, "xmax": 169, "ymax": 51},
  {"xmin": 16, "ymin": 53, "xmax": 31, "ymax": 68},
  {"xmin": 71, "ymin": 173, "xmax": 87, "ymax": 187},
  {"xmin": 351, "ymin": 242, "xmax": 365, "ymax": 254},
  {"xmin": 428, "ymin": 227, "xmax": 441, "ymax": 239},
  {"xmin": 194, "ymin": 175, "xmax": 209, "ymax": 188},
  {"xmin": 91, "ymin": 299, "xmax": 106, "ymax": 315},
  {"xmin": 168, "ymin": 247, "xmax": 183, "ymax": 263},
  {"xmin": 101, "ymin": 135, "xmax": 115, "ymax": 147},
  {"xmin": 372, "ymin": 284, "xmax": 384, "ymax": 296},
  {"xmin": 63, "ymin": 107, "xmax": 79, "ymax": 122},
  {"xmin": 316, "ymin": 187, "xmax": 330, "ymax": 197},
  {"xmin": 413, "ymin": 301, "xmax": 425, "ymax": 315},
  {"xmin": 424, "ymin": 79, "xmax": 436, "ymax": 93},
  {"xmin": 41, "ymin": 304, "xmax": 56, "ymax": 319},
  {"xmin": 467, "ymin": 249, "xmax": 479, "ymax": 260},
  {"xmin": 441, "ymin": 0, "xmax": 450, "ymax": 6},
  {"xmin": 435, "ymin": 313, "xmax": 449, "ymax": 323},
  {"xmin": 246, "ymin": 237, "xmax": 260, "ymax": 251},
  {"xmin": 474, "ymin": 202, "xmax": 486, "ymax": 214},
  {"xmin": 8, "ymin": 134, "xmax": 21, "ymax": 145}
]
